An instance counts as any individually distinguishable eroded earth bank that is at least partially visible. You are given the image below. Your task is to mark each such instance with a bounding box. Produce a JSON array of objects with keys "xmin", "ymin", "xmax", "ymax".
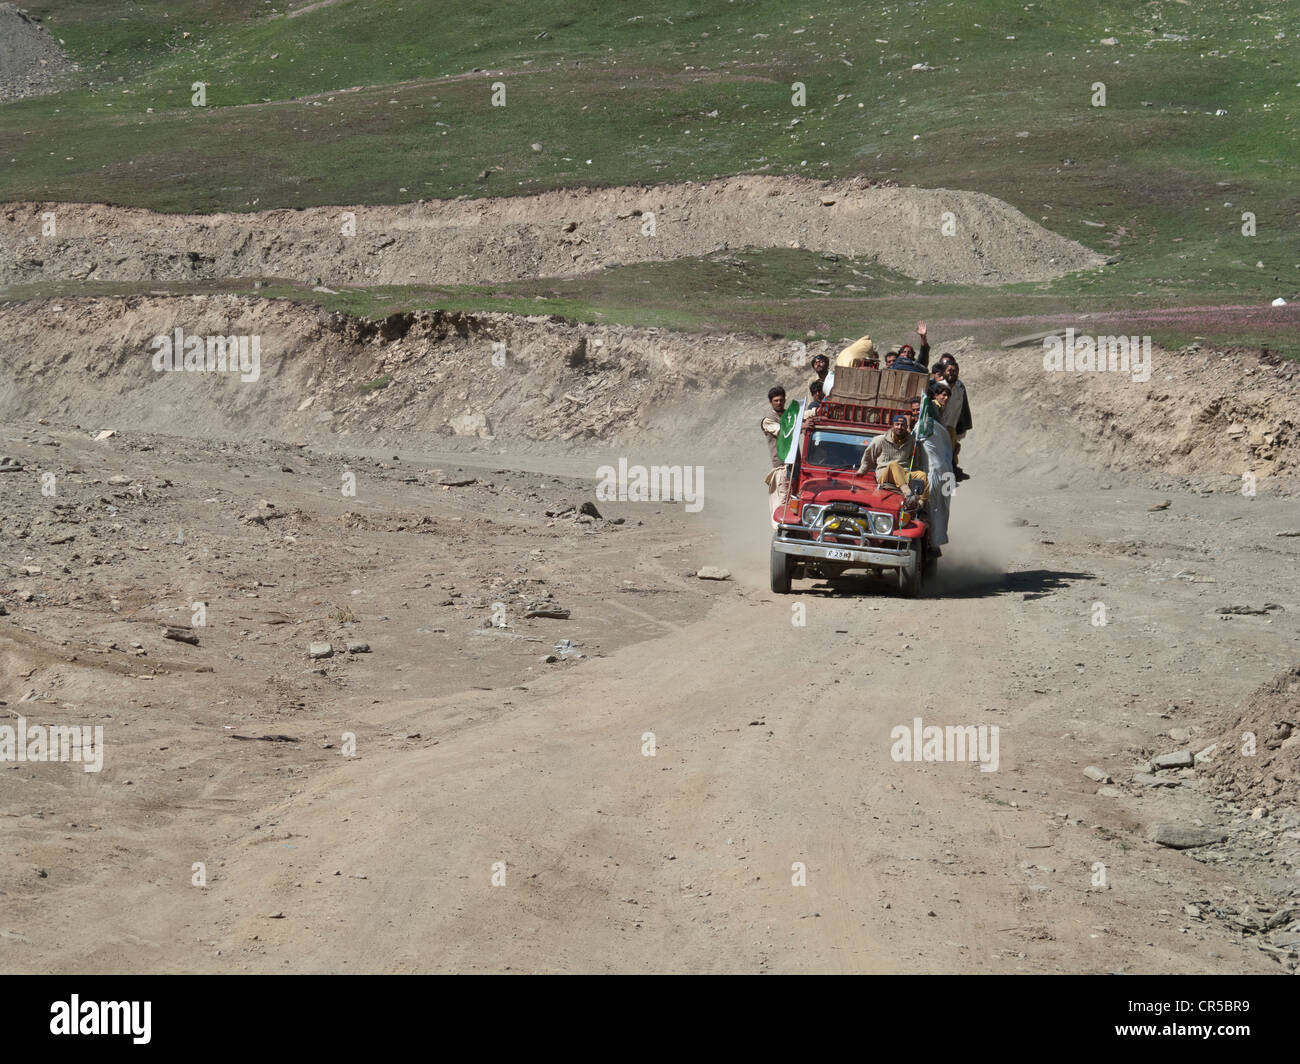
[{"xmin": 1, "ymin": 293, "xmax": 1298, "ymax": 973}]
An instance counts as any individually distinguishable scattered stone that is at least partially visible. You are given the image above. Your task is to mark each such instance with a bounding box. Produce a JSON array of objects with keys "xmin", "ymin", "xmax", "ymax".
[
  {"xmin": 1149, "ymin": 824, "xmax": 1227, "ymax": 850},
  {"xmin": 94, "ymin": 430, "xmax": 116, "ymax": 441},
  {"xmin": 448, "ymin": 412, "xmax": 491, "ymax": 438},
  {"xmin": 0, "ymin": 457, "xmax": 23, "ymax": 472},
  {"xmin": 525, "ymin": 605, "xmax": 571, "ymax": 620},
  {"xmin": 540, "ymin": 654, "xmax": 558, "ymax": 664},
  {"xmin": 1193, "ymin": 743, "xmax": 1218, "ymax": 765},
  {"xmin": 1148, "ymin": 500, "xmax": 1171, "ymax": 512},
  {"xmin": 345, "ymin": 641, "xmax": 370, "ymax": 654},
  {"xmin": 308, "ymin": 642, "xmax": 333, "ymax": 659},
  {"xmin": 21, "ymin": 565, "xmax": 41, "ymax": 576},
  {"xmin": 1216, "ymin": 603, "xmax": 1283, "ymax": 616},
  {"xmin": 1083, "ymin": 765, "xmax": 1112, "ymax": 783},
  {"xmin": 439, "ymin": 476, "xmax": 477, "ymax": 487},
  {"xmin": 107, "ymin": 474, "xmax": 131, "ymax": 486},
  {"xmin": 1151, "ymin": 751, "xmax": 1194, "ymax": 771},
  {"xmin": 578, "ymin": 501, "xmax": 602, "ymax": 519},
  {"xmin": 1167, "ymin": 727, "xmax": 1191, "ymax": 743},
  {"xmin": 696, "ymin": 567, "xmax": 732, "ymax": 581},
  {"xmin": 162, "ymin": 625, "xmax": 199, "ymax": 646},
  {"xmin": 1096, "ymin": 786, "xmax": 1123, "ymax": 798}
]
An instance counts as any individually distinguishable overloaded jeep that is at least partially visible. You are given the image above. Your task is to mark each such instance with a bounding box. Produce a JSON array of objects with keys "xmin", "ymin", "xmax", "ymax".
[{"xmin": 770, "ymin": 372, "xmax": 934, "ymax": 596}]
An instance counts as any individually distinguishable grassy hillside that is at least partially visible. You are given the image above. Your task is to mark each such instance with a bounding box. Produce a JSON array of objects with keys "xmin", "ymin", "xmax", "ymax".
[{"xmin": 4, "ymin": 0, "xmax": 1298, "ymax": 351}]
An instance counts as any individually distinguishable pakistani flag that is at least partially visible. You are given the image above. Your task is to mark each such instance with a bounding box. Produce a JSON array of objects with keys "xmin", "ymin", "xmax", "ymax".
[
  {"xmin": 777, "ymin": 399, "xmax": 803, "ymax": 464},
  {"xmin": 914, "ymin": 394, "xmax": 936, "ymax": 441}
]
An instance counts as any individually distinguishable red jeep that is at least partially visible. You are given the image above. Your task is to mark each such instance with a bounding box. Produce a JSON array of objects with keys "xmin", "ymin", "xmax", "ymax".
[{"xmin": 770, "ymin": 398, "xmax": 932, "ymax": 596}]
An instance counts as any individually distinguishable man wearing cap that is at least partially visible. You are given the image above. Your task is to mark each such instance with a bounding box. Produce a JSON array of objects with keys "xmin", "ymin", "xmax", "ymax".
[
  {"xmin": 897, "ymin": 321, "xmax": 930, "ymax": 368},
  {"xmin": 892, "ymin": 323, "xmax": 930, "ymax": 373},
  {"xmin": 891, "ymin": 349, "xmax": 926, "ymax": 374},
  {"xmin": 857, "ymin": 413, "xmax": 926, "ymax": 509}
]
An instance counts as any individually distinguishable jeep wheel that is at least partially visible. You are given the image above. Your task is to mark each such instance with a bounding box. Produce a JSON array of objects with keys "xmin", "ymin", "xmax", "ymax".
[
  {"xmin": 922, "ymin": 546, "xmax": 939, "ymax": 578},
  {"xmin": 897, "ymin": 542, "xmax": 923, "ymax": 597},
  {"xmin": 770, "ymin": 541, "xmax": 793, "ymax": 593}
]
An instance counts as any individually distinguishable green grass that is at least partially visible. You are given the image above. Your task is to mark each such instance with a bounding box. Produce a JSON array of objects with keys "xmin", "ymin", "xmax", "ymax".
[
  {"xmin": 11, "ymin": 246, "xmax": 1297, "ymax": 357},
  {"xmin": 5, "ymin": 0, "xmax": 1299, "ymax": 346},
  {"xmin": 357, "ymin": 373, "xmax": 393, "ymax": 392}
]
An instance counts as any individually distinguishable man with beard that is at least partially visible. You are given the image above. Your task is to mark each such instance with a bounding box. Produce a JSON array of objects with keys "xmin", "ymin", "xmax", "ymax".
[{"xmin": 938, "ymin": 357, "xmax": 973, "ymax": 481}]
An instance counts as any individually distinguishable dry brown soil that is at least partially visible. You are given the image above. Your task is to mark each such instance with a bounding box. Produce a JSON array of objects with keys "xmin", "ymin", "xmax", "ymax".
[
  {"xmin": 0, "ymin": 176, "xmax": 1103, "ymax": 288},
  {"xmin": 1, "ymin": 295, "xmax": 1297, "ymax": 973}
]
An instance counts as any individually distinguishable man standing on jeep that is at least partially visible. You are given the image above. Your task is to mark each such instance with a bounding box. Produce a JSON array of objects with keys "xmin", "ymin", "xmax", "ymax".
[
  {"xmin": 938, "ymin": 357, "xmax": 973, "ymax": 481},
  {"xmin": 761, "ymin": 386, "xmax": 792, "ymax": 527}
]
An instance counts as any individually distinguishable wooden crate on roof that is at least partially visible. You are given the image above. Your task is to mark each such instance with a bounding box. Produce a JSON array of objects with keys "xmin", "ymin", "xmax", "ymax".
[
  {"xmin": 828, "ymin": 366, "xmax": 880, "ymax": 402},
  {"xmin": 878, "ymin": 368, "xmax": 927, "ymax": 401}
]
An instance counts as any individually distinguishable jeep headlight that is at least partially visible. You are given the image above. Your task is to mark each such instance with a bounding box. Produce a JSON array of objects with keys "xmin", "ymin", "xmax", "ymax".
[
  {"xmin": 870, "ymin": 512, "xmax": 893, "ymax": 535},
  {"xmin": 801, "ymin": 504, "xmax": 825, "ymax": 526}
]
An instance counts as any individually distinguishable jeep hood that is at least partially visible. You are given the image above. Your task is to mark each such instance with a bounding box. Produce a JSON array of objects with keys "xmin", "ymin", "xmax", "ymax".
[{"xmin": 797, "ymin": 474, "xmax": 900, "ymax": 511}]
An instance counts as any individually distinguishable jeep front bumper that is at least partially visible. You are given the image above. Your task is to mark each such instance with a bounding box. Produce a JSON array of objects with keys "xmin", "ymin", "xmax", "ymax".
[{"xmin": 773, "ymin": 525, "xmax": 918, "ymax": 574}]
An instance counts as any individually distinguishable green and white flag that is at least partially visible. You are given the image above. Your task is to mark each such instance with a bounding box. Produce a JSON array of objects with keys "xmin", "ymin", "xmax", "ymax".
[
  {"xmin": 777, "ymin": 399, "xmax": 803, "ymax": 464},
  {"xmin": 914, "ymin": 394, "xmax": 936, "ymax": 441}
]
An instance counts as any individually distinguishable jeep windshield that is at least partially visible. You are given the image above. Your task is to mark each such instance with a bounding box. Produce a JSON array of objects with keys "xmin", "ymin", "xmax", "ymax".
[{"xmin": 804, "ymin": 429, "xmax": 874, "ymax": 471}]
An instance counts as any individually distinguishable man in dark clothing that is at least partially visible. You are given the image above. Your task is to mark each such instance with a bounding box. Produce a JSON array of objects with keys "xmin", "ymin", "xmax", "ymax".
[
  {"xmin": 809, "ymin": 379, "xmax": 826, "ymax": 409},
  {"xmin": 892, "ymin": 321, "xmax": 930, "ymax": 372},
  {"xmin": 898, "ymin": 321, "xmax": 930, "ymax": 368},
  {"xmin": 939, "ymin": 359, "xmax": 973, "ymax": 481}
]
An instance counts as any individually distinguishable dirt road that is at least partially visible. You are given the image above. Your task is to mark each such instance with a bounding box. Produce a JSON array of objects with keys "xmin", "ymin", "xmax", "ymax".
[{"xmin": 2, "ymin": 399, "xmax": 1296, "ymax": 972}]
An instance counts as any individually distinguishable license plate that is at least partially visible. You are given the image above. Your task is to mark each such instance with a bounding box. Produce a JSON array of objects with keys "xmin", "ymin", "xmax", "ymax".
[{"xmin": 825, "ymin": 548, "xmax": 852, "ymax": 561}]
